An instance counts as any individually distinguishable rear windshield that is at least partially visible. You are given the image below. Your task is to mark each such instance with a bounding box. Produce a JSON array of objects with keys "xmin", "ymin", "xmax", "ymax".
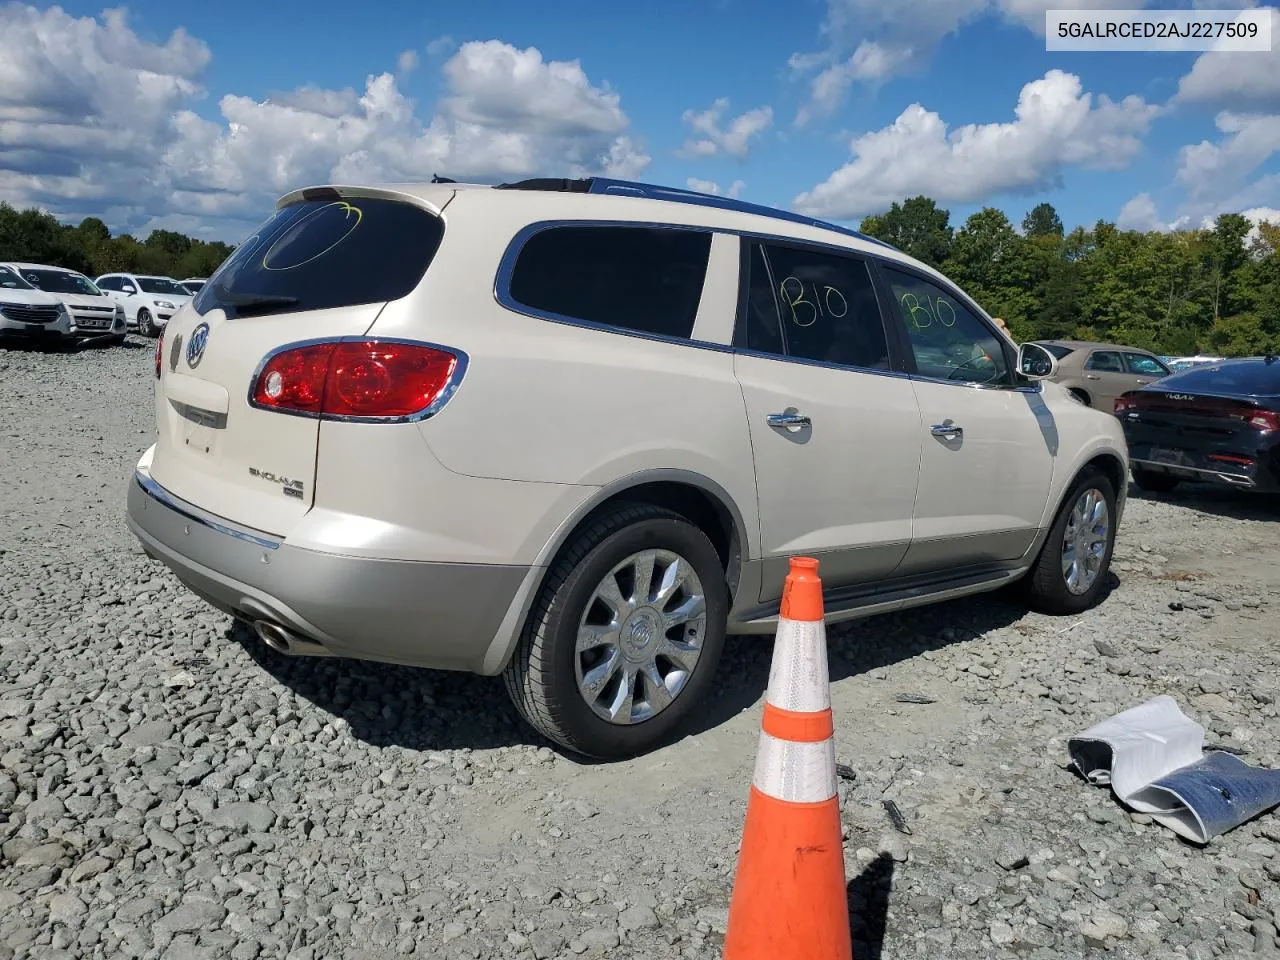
[
  {"xmin": 195, "ymin": 196, "xmax": 444, "ymax": 319},
  {"xmin": 1158, "ymin": 359, "xmax": 1280, "ymax": 397},
  {"xmin": 139, "ymin": 277, "xmax": 189, "ymax": 296},
  {"xmin": 22, "ymin": 269, "xmax": 101, "ymax": 296}
]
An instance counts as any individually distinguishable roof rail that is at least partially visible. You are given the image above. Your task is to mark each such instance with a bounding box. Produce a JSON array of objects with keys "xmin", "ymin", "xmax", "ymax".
[{"xmin": 491, "ymin": 176, "xmax": 900, "ymax": 251}]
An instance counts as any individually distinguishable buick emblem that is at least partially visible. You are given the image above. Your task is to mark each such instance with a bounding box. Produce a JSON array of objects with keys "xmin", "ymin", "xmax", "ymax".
[{"xmin": 186, "ymin": 322, "xmax": 210, "ymax": 369}]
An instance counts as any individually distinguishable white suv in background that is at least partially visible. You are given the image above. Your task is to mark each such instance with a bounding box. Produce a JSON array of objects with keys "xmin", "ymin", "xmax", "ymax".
[
  {"xmin": 0, "ymin": 263, "xmax": 72, "ymax": 345},
  {"xmin": 127, "ymin": 178, "xmax": 1128, "ymax": 759},
  {"xmin": 6, "ymin": 262, "xmax": 127, "ymax": 344},
  {"xmin": 95, "ymin": 272, "xmax": 192, "ymax": 336}
]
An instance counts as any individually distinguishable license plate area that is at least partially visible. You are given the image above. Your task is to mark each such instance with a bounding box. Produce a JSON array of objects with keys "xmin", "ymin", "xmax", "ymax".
[{"xmin": 1148, "ymin": 446, "xmax": 1190, "ymax": 466}]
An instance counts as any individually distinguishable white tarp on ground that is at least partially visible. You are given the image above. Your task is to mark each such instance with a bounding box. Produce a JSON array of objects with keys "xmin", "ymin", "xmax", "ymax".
[{"xmin": 1069, "ymin": 695, "xmax": 1280, "ymax": 844}]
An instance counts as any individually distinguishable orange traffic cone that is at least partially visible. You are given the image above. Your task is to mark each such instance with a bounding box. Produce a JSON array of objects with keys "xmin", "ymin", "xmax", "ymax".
[{"xmin": 723, "ymin": 556, "xmax": 852, "ymax": 960}]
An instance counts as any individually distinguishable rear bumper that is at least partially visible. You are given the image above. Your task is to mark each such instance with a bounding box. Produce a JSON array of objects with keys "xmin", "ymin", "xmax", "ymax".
[
  {"xmin": 126, "ymin": 469, "xmax": 529, "ymax": 671},
  {"xmin": 1131, "ymin": 457, "xmax": 1277, "ymax": 492}
]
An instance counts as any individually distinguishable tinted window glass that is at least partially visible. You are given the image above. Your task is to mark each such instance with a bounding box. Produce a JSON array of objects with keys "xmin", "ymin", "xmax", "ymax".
[
  {"xmin": 738, "ymin": 243, "xmax": 785, "ymax": 354},
  {"xmin": 0, "ymin": 266, "xmax": 33, "ymax": 289},
  {"xmin": 1085, "ymin": 351, "xmax": 1123, "ymax": 372},
  {"xmin": 138, "ymin": 277, "xmax": 190, "ymax": 296},
  {"xmin": 882, "ymin": 266, "xmax": 1008, "ymax": 385},
  {"xmin": 21, "ymin": 269, "xmax": 101, "ymax": 295},
  {"xmin": 1125, "ymin": 353, "xmax": 1168, "ymax": 376},
  {"xmin": 508, "ymin": 226, "xmax": 710, "ymax": 339},
  {"xmin": 196, "ymin": 197, "xmax": 445, "ymax": 319},
  {"xmin": 96, "ymin": 277, "xmax": 118, "ymax": 291},
  {"xmin": 1159, "ymin": 360, "xmax": 1280, "ymax": 397},
  {"xmin": 759, "ymin": 244, "xmax": 889, "ymax": 368}
]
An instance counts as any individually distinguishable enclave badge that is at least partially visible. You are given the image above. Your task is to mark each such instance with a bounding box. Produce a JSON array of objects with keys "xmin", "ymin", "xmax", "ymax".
[{"xmin": 186, "ymin": 322, "xmax": 210, "ymax": 369}]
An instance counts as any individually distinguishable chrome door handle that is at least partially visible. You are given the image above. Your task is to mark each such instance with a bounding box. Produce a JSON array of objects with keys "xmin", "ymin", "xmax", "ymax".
[
  {"xmin": 931, "ymin": 421, "xmax": 963, "ymax": 439},
  {"xmin": 1086, "ymin": 374, "xmax": 1101, "ymax": 380},
  {"xmin": 766, "ymin": 413, "xmax": 811, "ymax": 428}
]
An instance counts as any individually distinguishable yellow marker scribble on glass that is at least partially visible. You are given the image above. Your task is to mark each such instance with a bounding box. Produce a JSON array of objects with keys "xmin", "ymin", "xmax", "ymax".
[{"xmin": 262, "ymin": 201, "xmax": 364, "ymax": 272}]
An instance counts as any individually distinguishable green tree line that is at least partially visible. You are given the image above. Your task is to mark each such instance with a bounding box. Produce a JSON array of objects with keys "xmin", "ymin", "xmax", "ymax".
[
  {"xmin": 860, "ymin": 198, "xmax": 1280, "ymax": 357},
  {"xmin": 4, "ymin": 196, "xmax": 1278, "ymax": 356},
  {"xmin": 0, "ymin": 203, "xmax": 233, "ymax": 283}
]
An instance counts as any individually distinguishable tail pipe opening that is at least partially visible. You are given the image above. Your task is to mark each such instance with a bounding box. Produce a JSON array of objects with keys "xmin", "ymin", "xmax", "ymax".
[{"xmin": 253, "ymin": 620, "xmax": 332, "ymax": 658}]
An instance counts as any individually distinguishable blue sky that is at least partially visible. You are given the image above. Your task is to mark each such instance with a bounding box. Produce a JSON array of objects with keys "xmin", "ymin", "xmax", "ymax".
[{"xmin": 2, "ymin": 0, "xmax": 1278, "ymax": 241}]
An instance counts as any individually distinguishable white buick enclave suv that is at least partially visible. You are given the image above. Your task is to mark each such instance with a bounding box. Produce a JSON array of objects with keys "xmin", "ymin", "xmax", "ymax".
[{"xmin": 126, "ymin": 177, "xmax": 1128, "ymax": 759}]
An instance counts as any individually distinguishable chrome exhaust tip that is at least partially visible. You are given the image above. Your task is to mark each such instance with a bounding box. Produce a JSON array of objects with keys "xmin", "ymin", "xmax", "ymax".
[
  {"xmin": 255, "ymin": 619, "xmax": 292, "ymax": 653},
  {"xmin": 252, "ymin": 620, "xmax": 332, "ymax": 658}
]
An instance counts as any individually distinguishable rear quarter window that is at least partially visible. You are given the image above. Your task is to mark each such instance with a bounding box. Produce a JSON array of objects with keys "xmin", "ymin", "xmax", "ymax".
[
  {"xmin": 505, "ymin": 225, "xmax": 711, "ymax": 340},
  {"xmin": 195, "ymin": 196, "xmax": 444, "ymax": 319}
]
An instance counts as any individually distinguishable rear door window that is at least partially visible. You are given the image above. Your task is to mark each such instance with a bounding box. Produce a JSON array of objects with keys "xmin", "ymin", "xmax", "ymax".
[
  {"xmin": 1085, "ymin": 351, "xmax": 1123, "ymax": 372},
  {"xmin": 736, "ymin": 240, "xmax": 891, "ymax": 370},
  {"xmin": 195, "ymin": 196, "xmax": 445, "ymax": 319},
  {"xmin": 506, "ymin": 225, "xmax": 711, "ymax": 340}
]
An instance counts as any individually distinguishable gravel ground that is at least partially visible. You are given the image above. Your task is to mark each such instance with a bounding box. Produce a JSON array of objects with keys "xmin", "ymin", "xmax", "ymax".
[{"xmin": 2, "ymin": 340, "xmax": 1279, "ymax": 960}]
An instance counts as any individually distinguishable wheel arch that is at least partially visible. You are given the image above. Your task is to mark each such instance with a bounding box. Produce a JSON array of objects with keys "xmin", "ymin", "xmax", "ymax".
[{"xmin": 478, "ymin": 469, "xmax": 750, "ymax": 675}]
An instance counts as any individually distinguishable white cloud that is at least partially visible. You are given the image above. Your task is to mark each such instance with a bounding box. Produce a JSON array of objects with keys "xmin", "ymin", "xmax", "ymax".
[
  {"xmin": 1173, "ymin": 111, "xmax": 1280, "ymax": 220},
  {"xmin": 397, "ymin": 49, "xmax": 419, "ymax": 76},
  {"xmin": 679, "ymin": 98, "xmax": 773, "ymax": 159},
  {"xmin": 793, "ymin": 69, "xmax": 1161, "ymax": 219},
  {"xmin": 1117, "ymin": 193, "xmax": 1165, "ymax": 231},
  {"xmin": 0, "ymin": 9, "xmax": 650, "ymax": 238},
  {"xmin": 426, "ymin": 35, "xmax": 456, "ymax": 58},
  {"xmin": 1175, "ymin": 113, "xmax": 1280, "ymax": 199},
  {"xmin": 1176, "ymin": 8, "xmax": 1280, "ymax": 109},
  {"xmin": 790, "ymin": 0, "xmax": 1144, "ymax": 122},
  {"xmin": 685, "ymin": 177, "xmax": 746, "ymax": 198}
]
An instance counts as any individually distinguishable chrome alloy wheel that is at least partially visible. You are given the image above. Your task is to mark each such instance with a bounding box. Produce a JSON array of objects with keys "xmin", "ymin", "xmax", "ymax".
[
  {"xmin": 574, "ymin": 549, "xmax": 707, "ymax": 725},
  {"xmin": 1061, "ymin": 487, "xmax": 1109, "ymax": 595}
]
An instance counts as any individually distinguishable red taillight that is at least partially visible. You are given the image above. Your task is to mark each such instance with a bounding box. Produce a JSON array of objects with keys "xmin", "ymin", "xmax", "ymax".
[
  {"xmin": 250, "ymin": 339, "xmax": 461, "ymax": 420},
  {"xmin": 1114, "ymin": 394, "xmax": 1136, "ymax": 415},
  {"xmin": 155, "ymin": 327, "xmax": 165, "ymax": 379},
  {"xmin": 1249, "ymin": 410, "xmax": 1279, "ymax": 432},
  {"xmin": 1208, "ymin": 452, "xmax": 1256, "ymax": 466}
]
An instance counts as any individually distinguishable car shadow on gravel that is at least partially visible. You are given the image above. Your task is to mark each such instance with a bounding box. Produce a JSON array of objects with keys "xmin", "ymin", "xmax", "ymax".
[
  {"xmin": 1128, "ymin": 484, "xmax": 1280, "ymax": 523},
  {"xmin": 225, "ymin": 620, "xmax": 548, "ymax": 752},
  {"xmin": 681, "ymin": 580, "xmax": 1120, "ymax": 743},
  {"xmin": 224, "ymin": 576, "xmax": 1119, "ymax": 761}
]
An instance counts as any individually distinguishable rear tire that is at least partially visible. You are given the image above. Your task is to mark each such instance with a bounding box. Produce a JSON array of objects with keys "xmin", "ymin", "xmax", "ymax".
[
  {"xmin": 503, "ymin": 502, "xmax": 728, "ymax": 761},
  {"xmin": 1132, "ymin": 467, "xmax": 1180, "ymax": 493},
  {"xmin": 136, "ymin": 309, "xmax": 155, "ymax": 337},
  {"xmin": 1023, "ymin": 468, "xmax": 1117, "ymax": 615},
  {"xmin": 1068, "ymin": 388, "xmax": 1091, "ymax": 407}
]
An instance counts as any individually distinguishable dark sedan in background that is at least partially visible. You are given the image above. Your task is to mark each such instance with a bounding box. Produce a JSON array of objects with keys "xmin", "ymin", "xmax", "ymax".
[{"xmin": 1115, "ymin": 356, "xmax": 1280, "ymax": 494}]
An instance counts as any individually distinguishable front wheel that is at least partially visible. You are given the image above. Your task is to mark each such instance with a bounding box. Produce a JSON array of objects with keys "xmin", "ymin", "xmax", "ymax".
[
  {"xmin": 1022, "ymin": 468, "xmax": 1117, "ymax": 615},
  {"xmin": 136, "ymin": 309, "xmax": 155, "ymax": 337},
  {"xmin": 503, "ymin": 503, "xmax": 728, "ymax": 760}
]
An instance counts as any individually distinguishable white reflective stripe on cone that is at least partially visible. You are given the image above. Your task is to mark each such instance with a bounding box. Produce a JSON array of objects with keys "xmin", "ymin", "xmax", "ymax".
[
  {"xmin": 765, "ymin": 618, "xmax": 831, "ymax": 714},
  {"xmin": 752, "ymin": 732, "xmax": 838, "ymax": 803}
]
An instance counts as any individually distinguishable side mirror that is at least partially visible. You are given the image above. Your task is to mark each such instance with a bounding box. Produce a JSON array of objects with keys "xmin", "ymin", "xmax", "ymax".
[
  {"xmin": 1018, "ymin": 342, "xmax": 1058, "ymax": 380},
  {"xmin": 121, "ymin": 284, "xmax": 136, "ymax": 295}
]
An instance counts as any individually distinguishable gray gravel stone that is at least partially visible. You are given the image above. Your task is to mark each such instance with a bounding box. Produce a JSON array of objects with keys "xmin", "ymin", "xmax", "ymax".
[{"xmin": 3, "ymin": 346, "xmax": 1280, "ymax": 960}]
